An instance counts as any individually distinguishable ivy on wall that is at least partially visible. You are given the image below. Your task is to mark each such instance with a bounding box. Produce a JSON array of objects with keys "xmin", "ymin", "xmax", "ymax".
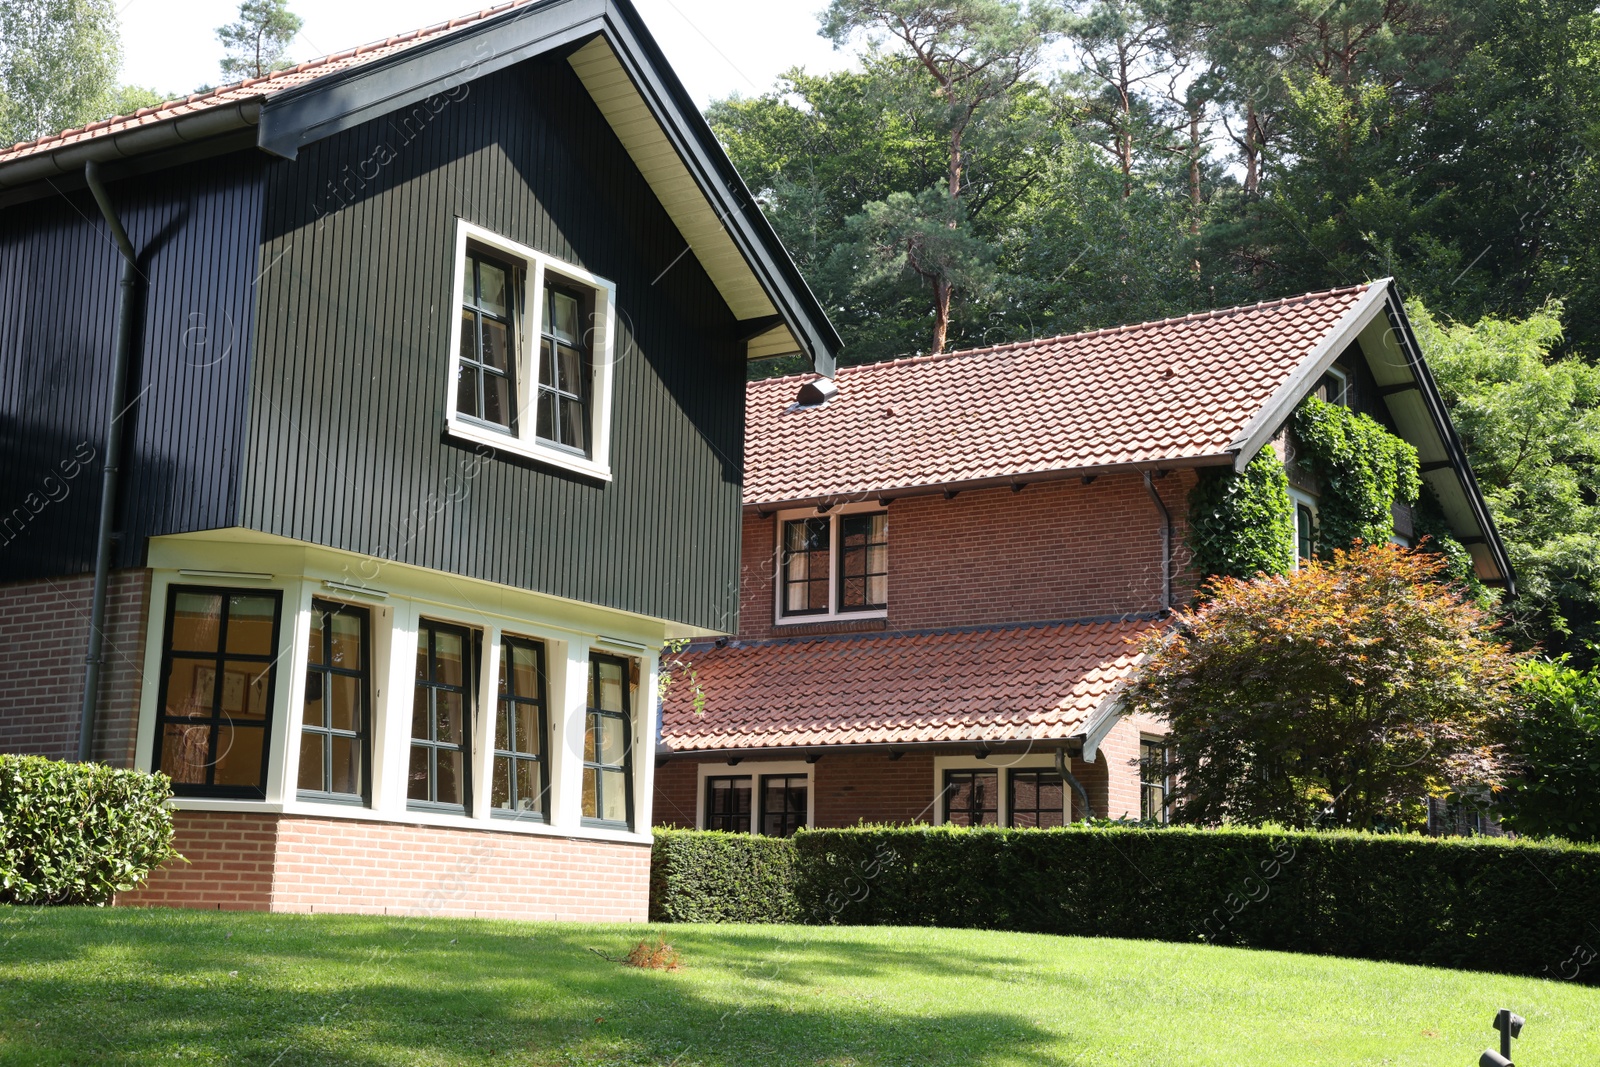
[
  {"xmin": 1186, "ymin": 448, "xmax": 1294, "ymax": 583},
  {"xmin": 1187, "ymin": 395, "xmax": 1480, "ymax": 596},
  {"xmin": 1292, "ymin": 396, "xmax": 1422, "ymax": 551}
]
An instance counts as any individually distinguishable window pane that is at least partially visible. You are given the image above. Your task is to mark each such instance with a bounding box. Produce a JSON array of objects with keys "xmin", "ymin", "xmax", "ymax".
[
  {"xmin": 225, "ymin": 596, "xmax": 277, "ymax": 655},
  {"xmin": 600, "ymin": 768, "xmax": 627, "ymax": 822},
  {"xmin": 494, "ymin": 703, "xmax": 511, "ymax": 751},
  {"xmin": 302, "ymin": 672, "xmax": 324, "ymax": 726},
  {"xmin": 297, "ymin": 731, "xmax": 323, "ymax": 792},
  {"xmin": 330, "ymin": 734, "xmax": 360, "ymax": 795},
  {"xmin": 538, "ymin": 339, "xmax": 554, "ymax": 388},
  {"xmin": 559, "ymin": 398, "xmax": 586, "ymax": 451},
  {"xmin": 492, "ymin": 757, "xmax": 511, "ymax": 810},
  {"xmin": 508, "ymin": 643, "xmax": 540, "ymax": 697},
  {"xmin": 550, "ymin": 290, "xmax": 580, "ymax": 343},
  {"xmin": 328, "ymin": 673, "xmax": 360, "ymax": 732},
  {"xmin": 479, "ymin": 318, "xmax": 510, "ymax": 372},
  {"xmin": 556, "ymin": 342, "xmax": 583, "ymax": 394},
  {"xmin": 411, "ymin": 686, "xmax": 429, "ymax": 741},
  {"xmin": 459, "ymin": 307, "xmax": 477, "ymax": 361},
  {"xmin": 456, "ymin": 364, "xmax": 480, "ymax": 419},
  {"xmin": 170, "ymin": 593, "xmax": 223, "ymax": 652},
  {"xmin": 582, "ymin": 767, "xmax": 597, "ymax": 818},
  {"xmin": 407, "ymin": 745, "xmax": 429, "ymax": 801},
  {"xmin": 515, "ymin": 759, "xmax": 539, "ymax": 812},
  {"xmin": 867, "ymin": 574, "xmax": 888, "ymax": 606},
  {"xmin": 307, "ymin": 609, "xmax": 324, "ymax": 666},
  {"xmin": 596, "ymin": 660, "xmax": 624, "ymax": 712},
  {"xmin": 461, "ymin": 255, "xmax": 475, "ymax": 305},
  {"xmin": 432, "ymin": 630, "xmax": 464, "ymax": 688},
  {"xmin": 329, "ymin": 611, "xmax": 362, "ymax": 669},
  {"xmin": 514, "ymin": 704, "xmax": 539, "ymax": 755},
  {"xmin": 599, "ymin": 714, "xmax": 626, "ymax": 766},
  {"xmin": 536, "ymin": 388, "xmax": 556, "ymax": 440},
  {"xmin": 160, "ymin": 723, "xmax": 209, "ymax": 784},
  {"xmin": 483, "ymin": 368, "xmax": 511, "ymax": 428},
  {"xmin": 841, "ymin": 576, "xmax": 866, "ymax": 609},
  {"xmin": 434, "ymin": 689, "xmax": 464, "ymax": 746},
  {"xmin": 435, "ymin": 748, "xmax": 464, "ymax": 807},
  {"xmin": 165, "ymin": 661, "xmax": 213, "ymax": 718},
  {"xmin": 212, "ymin": 724, "xmax": 264, "ymax": 787},
  {"xmin": 221, "ymin": 662, "xmax": 272, "ymax": 720},
  {"xmin": 477, "ymin": 259, "xmax": 507, "ymax": 317}
]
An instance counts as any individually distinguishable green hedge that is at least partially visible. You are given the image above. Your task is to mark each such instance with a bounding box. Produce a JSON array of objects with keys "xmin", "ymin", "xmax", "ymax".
[
  {"xmin": 650, "ymin": 829, "xmax": 799, "ymax": 923},
  {"xmin": 0, "ymin": 755, "xmax": 178, "ymax": 906},
  {"xmin": 651, "ymin": 826, "xmax": 1600, "ymax": 982}
]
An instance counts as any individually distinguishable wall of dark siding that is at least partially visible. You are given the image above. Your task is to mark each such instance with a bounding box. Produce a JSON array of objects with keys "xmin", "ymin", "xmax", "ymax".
[
  {"xmin": 244, "ymin": 53, "xmax": 746, "ymax": 632},
  {"xmin": 0, "ymin": 156, "xmax": 264, "ymax": 580}
]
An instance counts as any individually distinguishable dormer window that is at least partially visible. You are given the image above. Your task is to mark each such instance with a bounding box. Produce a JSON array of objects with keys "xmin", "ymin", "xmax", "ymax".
[
  {"xmin": 776, "ymin": 505, "xmax": 888, "ymax": 622},
  {"xmin": 445, "ymin": 220, "xmax": 616, "ymax": 481}
]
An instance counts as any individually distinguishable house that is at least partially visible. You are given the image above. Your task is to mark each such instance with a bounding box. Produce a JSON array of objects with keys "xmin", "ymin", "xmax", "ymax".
[
  {"xmin": 652, "ymin": 281, "xmax": 1514, "ymax": 833},
  {"xmin": 0, "ymin": 0, "xmax": 837, "ymax": 920}
]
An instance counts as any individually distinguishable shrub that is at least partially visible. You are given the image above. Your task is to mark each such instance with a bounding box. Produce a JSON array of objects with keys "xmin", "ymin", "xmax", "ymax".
[
  {"xmin": 1502, "ymin": 656, "xmax": 1600, "ymax": 842},
  {"xmin": 0, "ymin": 755, "xmax": 177, "ymax": 905},
  {"xmin": 649, "ymin": 829, "xmax": 798, "ymax": 923}
]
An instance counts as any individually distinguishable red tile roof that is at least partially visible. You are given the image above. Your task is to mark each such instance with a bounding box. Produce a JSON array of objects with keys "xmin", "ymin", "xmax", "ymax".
[
  {"xmin": 0, "ymin": 2, "xmax": 537, "ymax": 165},
  {"xmin": 659, "ymin": 617, "xmax": 1156, "ymax": 752},
  {"xmin": 743, "ymin": 283, "xmax": 1372, "ymax": 505}
]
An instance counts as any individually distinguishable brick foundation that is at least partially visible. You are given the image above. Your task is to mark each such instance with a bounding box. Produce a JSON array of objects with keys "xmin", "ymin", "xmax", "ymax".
[
  {"xmin": 0, "ymin": 569, "xmax": 150, "ymax": 766},
  {"xmin": 120, "ymin": 811, "xmax": 651, "ymax": 921}
]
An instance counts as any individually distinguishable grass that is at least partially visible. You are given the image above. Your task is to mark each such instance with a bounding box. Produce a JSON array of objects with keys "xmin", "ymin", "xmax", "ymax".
[{"xmin": 1, "ymin": 907, "xmax": 1597, "ymax": 1065}]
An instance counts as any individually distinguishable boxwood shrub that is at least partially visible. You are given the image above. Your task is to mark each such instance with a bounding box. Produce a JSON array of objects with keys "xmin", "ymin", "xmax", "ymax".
[
  {"xmin": 649, "ymin": 829, "xmax": 798, "ymax": 923},
  {"xmin": 651, "ymin": 824, "xmax": 1600, "ymax": 981},
  {"xmin": 0, "ymin": 754, "xmax": 178, "ymax": 905}
]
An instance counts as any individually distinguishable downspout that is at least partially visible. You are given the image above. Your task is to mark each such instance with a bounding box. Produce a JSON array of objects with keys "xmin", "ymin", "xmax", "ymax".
[
  {"xmin": 78, "ymin": 161, "xmax": 139, "ymax": 763},
  {"xmin": 1143, "ymin": 470, "xmax": 1172, "ymax": 612},
  {"xmin": 1056, "ymin": 746, "xmax": 1095, "ymax": 822}
]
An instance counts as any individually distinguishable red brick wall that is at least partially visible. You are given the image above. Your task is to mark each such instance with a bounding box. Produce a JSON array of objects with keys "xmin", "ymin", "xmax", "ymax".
[
  {"xmin": 119, "ymin": 811, "xmax": 651, "ymax": 921},
  {"xmin": 652, "ymin": 759, "xmax": 699, "ymax": 829},
  {"xmin": 0, "ymin": 569, "xmax": 151, "ymax": 766},
  {"xmin": 738, "ymin": 470, "xmax": 1195, "ymax": 638}
]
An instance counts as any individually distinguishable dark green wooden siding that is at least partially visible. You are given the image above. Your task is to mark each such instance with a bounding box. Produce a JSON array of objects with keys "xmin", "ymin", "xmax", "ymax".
[{"xmin": 242, "ymin": 53, "xmax": 746, "ymax": 631}]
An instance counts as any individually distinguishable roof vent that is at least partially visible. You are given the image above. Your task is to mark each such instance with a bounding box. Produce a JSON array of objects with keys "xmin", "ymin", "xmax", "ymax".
[{"xmin": 796, "ymin": 377, "xmax": 838, "ymax": 407}]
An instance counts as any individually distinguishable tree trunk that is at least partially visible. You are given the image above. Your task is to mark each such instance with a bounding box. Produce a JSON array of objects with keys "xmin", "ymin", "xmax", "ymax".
[{"xmin": 931, "ymin": 277, "xmax": 950, "ymax": 355}]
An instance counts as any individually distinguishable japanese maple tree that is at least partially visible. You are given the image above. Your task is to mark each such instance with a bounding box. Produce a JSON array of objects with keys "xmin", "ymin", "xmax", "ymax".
[{"xmin": 1125, "ymin": 542, "xmax": 1525, "ymax": 830}]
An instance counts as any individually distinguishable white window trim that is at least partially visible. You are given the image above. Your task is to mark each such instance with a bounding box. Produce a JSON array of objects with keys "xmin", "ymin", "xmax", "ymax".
[
  {"xmin": 931, "ymin": 753, "xmax": 1071, "ymax": 827},
  {"xmin": 1288, "ymin": 487, "xmax": 1318, "ymax": 570},
  {"xmin": 772, "ymin": 501, "xmax": 889, "ymax": 626},
  {"xmin": 444, "ymin": 219, "xmax": 617, "ymax": 482},
  {"xmin": 134, "ymin": 545, "xmax": 660, "ymax": 847},
  {"xmin": 694, "ymin": 759, "xmax": 814, "ymax": 835},
  {"xmin": 1320, "ymin": 364, "xmax": 1350, "ymax": 407},
  {"xmin": 1138, "ymin": 733, "xmax": 1172, "ymax": 825}
]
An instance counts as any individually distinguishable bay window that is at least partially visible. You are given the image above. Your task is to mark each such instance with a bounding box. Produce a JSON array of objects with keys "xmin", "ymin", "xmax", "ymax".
[
  {"xmin": 409, "ymin": 620, "xmax": 473, "ymax": 813},
  {"xmin": 492, "ymin": 635, "xmax": 550, "ymax": 819},
  {"xmin": 582, "ymin": 653, "xmax": 633, "ymax": 829},
  {"xmin": 298, "ymin": 599, "xmax": 370, "ymax": 802}
]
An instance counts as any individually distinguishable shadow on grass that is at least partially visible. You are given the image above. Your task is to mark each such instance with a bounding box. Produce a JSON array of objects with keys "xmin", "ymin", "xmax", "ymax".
[{"xmin": 0, "ymin": 908, "xmax": 1080, "ymax": 1066}]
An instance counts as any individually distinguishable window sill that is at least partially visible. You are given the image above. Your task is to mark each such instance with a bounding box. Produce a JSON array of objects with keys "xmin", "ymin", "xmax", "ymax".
[
  {"xmin": 445, "ymin": 418, "xmax": 612, "ymax": 482},
  {"xmin": 775, "ymin": 608, "xmax": 887, "ymax": 628},
  {"xmin": 581, "ymin": 817, "xmax": 633, "ymax": 833}
]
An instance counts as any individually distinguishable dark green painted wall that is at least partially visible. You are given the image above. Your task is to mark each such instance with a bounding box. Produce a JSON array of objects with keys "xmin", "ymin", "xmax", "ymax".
[{"xmin": 242, "ymin": 52, "xmax": 747, "ymax": 631}]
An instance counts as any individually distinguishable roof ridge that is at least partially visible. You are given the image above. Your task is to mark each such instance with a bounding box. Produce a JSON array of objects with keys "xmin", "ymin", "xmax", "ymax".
[
  {"xmin": 748, "ymin": 282, "xmax": 1373, "ymax": 390},
  {"xmin": 1, "ymin": 0, "xmax": 533, "ymax": 157}
]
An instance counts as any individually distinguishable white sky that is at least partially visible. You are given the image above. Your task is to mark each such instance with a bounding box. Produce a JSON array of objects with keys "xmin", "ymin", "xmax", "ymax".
[{"xmin": 118, "ymin": 0, "xmax": 853, "ymax": 107}]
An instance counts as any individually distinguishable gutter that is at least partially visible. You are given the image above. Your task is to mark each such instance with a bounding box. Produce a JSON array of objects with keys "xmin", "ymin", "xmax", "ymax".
[
  {"xmin": 0, "ymin": 103, "xmax": 260, "ymax": 190},
  {"xmin": 77, "ymin": 161, "xmax": 140, "ymax": 762}
]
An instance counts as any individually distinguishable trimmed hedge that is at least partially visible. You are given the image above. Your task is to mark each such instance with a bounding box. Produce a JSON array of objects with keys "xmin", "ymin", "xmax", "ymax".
[
  {"xmin": 650, "ymin": 829, "xmax": 799, "ymax": 922},
  {"xmin": 651, "ymin": 826, "xmax": 1600, "ymax": 982},
  {"xmin": 0, "ymin": 755, "xmax": 178, "ymax": 905}
]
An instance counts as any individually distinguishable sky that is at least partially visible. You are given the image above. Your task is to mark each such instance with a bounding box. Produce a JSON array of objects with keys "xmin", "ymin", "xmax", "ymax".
[{"xmin": 118, "ymin": 0, "xmax": 854, "ymax": 107}]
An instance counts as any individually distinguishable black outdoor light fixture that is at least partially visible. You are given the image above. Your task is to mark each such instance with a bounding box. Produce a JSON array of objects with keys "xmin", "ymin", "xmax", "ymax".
[{"xmin": 1479, "ymin": 1008, "xmax": 1524, "ymax": 1066}]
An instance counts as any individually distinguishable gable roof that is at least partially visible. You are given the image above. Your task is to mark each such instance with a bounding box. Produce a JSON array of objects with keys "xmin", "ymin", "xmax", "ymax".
[
  {"xmin": 745, "ymin": 279, "xmax": 1514, "ymax": 591},
  {"xmin": 0, "ymin": 0, "xmax": 838, "ymax": 372},
  {"xmin": 658, "ymin": 617, "xmax": 1154, "ymax": 754}
]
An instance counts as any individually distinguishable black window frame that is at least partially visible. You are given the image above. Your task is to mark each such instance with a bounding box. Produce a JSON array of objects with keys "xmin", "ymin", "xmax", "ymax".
[
  {"xmin": 1296, "ymin": 501, "xmax": 1316, "ymax": 563},
  {"xmin": 1140, "ymin": 739, "xmax": 1171, "ymax": 825},
  {"xmin": 779, "ymin": 515, "xmax": 832, "ymax": 617},
  {"xmin": 296, "ymin": 598, "xmax": 372, "ymax": 806},
  {"xmin": 582, "ymin": 653, "xmax": 634, "ymax": 830},
  {"xmin": 704, "ymin": 774, "xmax": 753, "ymax": 833},
  {"xmin": 492, "ymin": 635, "xmax": 550, "ymax": 821},
  {"xmin": 836, "ymin": 511, "xmax": 888, "ymax": 612},
  {"xmin": 534, "ymin": 278, "xmax": 593, "ymax": 457},
  {"xmin": 408, "ymin": 620, "xmax": 476, "ymax": 815},
  {"xmin": 457, "ymin": 244, "xmax": 521, "ymax": 433},
  {"xmin": 760, "ymin": 774, "xmax": 810, "ymax": 837},
  {"xmin": 1007, "ymin": 769, "xmax": 1066, "ymax": 828},
  {"xmin": 151, "ymin": 585, "xmax": 283, "ymax": 800},
  {"xmin": 943, "ymin": 768, "xmax": 1000, "ymax": 827}
]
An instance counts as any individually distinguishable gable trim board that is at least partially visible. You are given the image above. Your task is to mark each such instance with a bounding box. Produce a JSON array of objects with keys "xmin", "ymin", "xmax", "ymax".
[{"xmin": 0, "ymin": 0, "xmax": 837, "ymax": 372}]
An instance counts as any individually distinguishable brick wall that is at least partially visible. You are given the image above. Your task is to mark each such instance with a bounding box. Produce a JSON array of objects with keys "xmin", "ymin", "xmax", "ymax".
[
  {"xmin": 0, "ymin": 569, "xmax": 151, "ymax": 766},
  {"xmin": 652, "ymin": 759, "xmax": 699, "ymax": 829},
  {"xmin": 739, "ymin": 470, "xmax": 1195, "ymax": 639},
  {"xmin": 119, "ymin": 811, "xmax": 651, "ymax": 921}
]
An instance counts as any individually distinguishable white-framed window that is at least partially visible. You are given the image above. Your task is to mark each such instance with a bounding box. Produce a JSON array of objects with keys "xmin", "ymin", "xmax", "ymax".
[
  {"xmin": 931, "ymin": 754, "xmax": 1071, "ymax": 827},
  {"xmin": 1139, "ymin": 736, "xmax": 1171, "ymax": 825},
  {"xmin": 696, "ymin": 760, "xmax": 814, "ymax": 835},
  {"xmin": 1316, "ymin": 364, "xmax": 1349, "ymax": 407},
  {"xmin": 444, "ymin": 219, "xmax": 617, "ymax": 481},
  {"xmin": 773, "ymin": 503, "xmax": 888, "ymax": 624},
  {"xmin": 1289, "ymin": 487, "xmax": 1318, "ymax": 569}
]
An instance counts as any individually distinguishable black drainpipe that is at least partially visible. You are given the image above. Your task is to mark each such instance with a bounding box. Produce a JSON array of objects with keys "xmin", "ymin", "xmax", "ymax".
[
  {"xmin": 1143, "ymin": 469, "xmax": 1172, "ymax": 612},
  {"xmin": 1056, "ymin": 746, "xmax": 1095, "ymax": 822},
  {"xmin": 78, "ymin": 161, "xmax": 139, "ymax": 763}
]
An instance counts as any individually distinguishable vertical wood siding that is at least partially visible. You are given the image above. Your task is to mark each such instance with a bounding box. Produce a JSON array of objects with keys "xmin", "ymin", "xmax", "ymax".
[
  {"xmin": 243, "ymin": 55, "xmax": 746, "ymax": 631},
  {"xmin": 0, "ymin": 156, "xmax": 264, "ymax": 579}
]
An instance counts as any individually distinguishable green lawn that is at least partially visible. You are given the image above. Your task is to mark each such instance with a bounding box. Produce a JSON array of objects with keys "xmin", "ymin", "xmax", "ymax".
[{"xmin": 1, "ymin": 907, "xmax": 1596, "ymax": 1065}]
